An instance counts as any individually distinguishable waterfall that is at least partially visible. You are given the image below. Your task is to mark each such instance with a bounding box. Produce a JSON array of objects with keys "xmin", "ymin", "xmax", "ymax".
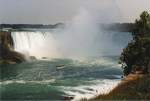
[
  {"xmin": 11, "ymin": 30, "xmax": 132, "ymax": 59},
  {"xmin": 11, "ymin": 31, "xmax": 61, "ymax": 59}
]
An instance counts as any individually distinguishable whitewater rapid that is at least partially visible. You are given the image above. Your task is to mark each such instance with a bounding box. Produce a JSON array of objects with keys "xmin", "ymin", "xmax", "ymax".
[{"xmin": 0, "ymin": 57, "xmax": 122, "ymax": 101}]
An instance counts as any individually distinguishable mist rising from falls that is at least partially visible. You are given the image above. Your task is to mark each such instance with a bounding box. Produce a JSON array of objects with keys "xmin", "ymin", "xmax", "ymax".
[
  {"xmin": 11, "ymin": 1, "xmax": 132, "ymax": 59},
  {"xmin": 11, "ymin": 30, "xmax": 131, "ymax": 59}
]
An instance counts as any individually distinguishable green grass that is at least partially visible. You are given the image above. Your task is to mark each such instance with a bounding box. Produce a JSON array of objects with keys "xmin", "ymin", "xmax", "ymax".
[{"xmin": 89, "ymin": 74, "xmax": 150, "ymax": 101}]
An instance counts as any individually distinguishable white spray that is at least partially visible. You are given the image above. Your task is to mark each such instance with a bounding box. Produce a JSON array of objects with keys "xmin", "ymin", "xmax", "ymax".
[{"xmin": 11, "ymin": 1, "xmax": 131, "ymax": 59}]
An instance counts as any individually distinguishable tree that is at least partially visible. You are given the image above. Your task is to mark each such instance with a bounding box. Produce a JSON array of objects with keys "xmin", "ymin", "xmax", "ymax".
[
  {"xmin": 133, "ymin": 11, "xmax": 150, "ymax": 39},
  {"xmin": 120, "ymin": 11, "xmax": 150, "ymax": 76}
]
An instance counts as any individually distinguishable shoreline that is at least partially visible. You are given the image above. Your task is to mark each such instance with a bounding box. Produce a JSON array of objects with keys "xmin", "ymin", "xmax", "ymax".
[
  {"xmin": 89, "ymin": 73, "xmax": 150, "ymax": 101},
  {"xmin": 68, "ymin": 79, "xmax": 121, "ymax": 101}
]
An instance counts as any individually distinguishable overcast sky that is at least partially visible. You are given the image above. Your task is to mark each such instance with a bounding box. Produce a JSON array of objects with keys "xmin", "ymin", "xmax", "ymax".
[{"xmin": 0, "ymin": 0, "xmax": 150, "ymax": 24}]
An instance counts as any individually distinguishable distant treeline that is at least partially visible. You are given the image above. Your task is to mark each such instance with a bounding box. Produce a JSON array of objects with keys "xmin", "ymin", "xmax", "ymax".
[
  {"xmin": 101, "ymin": 23, "xmax": 135, "ymax": 32},
  {"xmin": 0, "ymin": 23, "xmax": 134, "ymax": 32},
  {"xmin": 0, "ymin": 23, "xmax": 64, "ymax": 29}
]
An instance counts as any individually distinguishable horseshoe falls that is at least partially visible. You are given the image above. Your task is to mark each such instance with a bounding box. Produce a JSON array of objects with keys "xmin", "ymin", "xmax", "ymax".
[{"xmin": 1, "ymin": 1, "xmax": 133, "ymax": 100}]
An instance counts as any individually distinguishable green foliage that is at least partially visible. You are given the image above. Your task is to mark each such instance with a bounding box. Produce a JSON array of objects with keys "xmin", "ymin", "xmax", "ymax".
[
  {"xmin": 133, "ymin": 11, "xmax": 150, "ymax": 39},
  {"xmin": 120, "ymin": 11, "xmax": 150, "ymax": 75}
]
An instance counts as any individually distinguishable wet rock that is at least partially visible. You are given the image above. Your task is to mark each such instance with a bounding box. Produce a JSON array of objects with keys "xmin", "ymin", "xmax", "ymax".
[
  {"xmin": 30, "ymin": 56, "xmax": 37, "ymax": 60},
  {"xmin": 63, "ymin": 96, "xmax": 74, "ymax": 101},
  {"xmin": 42, "ymin": 57, "xmax": 48, "ymax": 59},
  {"xmin": 0, "ymin": 31, "xmax": 25, "ymax": 64}
]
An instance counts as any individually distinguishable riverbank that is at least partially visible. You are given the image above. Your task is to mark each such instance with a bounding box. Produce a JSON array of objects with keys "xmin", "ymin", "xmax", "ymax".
[{"xmin": 89, "ymin": 73, "xmax": 150, "ymax": 101}]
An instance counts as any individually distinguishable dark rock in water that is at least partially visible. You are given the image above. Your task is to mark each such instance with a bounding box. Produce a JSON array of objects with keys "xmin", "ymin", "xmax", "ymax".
[
  {"xmin": 30, "ymin": 56, "xmax": 36, "ymax": 60},
  {"xmin": 85, "ymin": 88, "xmax": 94, "ymax": 91},
  {"xmin": 42, "ymin": 57, "xmax": 48, "ymax": 59},
  {"xmin": 56, "ymin": 65, "xmax": 65, "ymax": 70},
  {"xmin": 63, "ymin": 96, "xmax": 74, "ymax": 101},
  {"xmin": 0, "ymin": 31, "xmax": 25, "ymax": 64},
  {"xmin": 56, "ymin": 64, "xmax": 65, "ymax": 67}
]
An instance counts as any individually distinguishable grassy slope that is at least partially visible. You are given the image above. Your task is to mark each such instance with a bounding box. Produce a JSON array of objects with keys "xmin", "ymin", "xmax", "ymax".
[{"xmin": 90, "ymin": 74, "xmax": 150, "ymax": 101}]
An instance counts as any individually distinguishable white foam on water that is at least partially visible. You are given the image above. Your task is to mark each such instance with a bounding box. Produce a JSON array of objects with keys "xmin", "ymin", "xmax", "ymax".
[
  {"xmin": 70, "ymin": 57, "xmax": 121, "ymax": 69},
  {"xmin": 0, "ymin": 79, "xmax": 56, "ymax": 85},
  {"xmin": 60, "ymin": 79, "xmax": 121, "ymax": 101}
]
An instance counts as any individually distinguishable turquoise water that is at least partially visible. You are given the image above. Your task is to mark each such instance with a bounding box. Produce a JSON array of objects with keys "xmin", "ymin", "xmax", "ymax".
[{"xmin": 0, "ymin": 56, "xmax": 122, "ymax": 100}]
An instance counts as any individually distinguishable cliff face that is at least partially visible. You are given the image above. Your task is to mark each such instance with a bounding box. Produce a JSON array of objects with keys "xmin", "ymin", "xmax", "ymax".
[{"xmin": 0, "ymin": 31, "xmax": 25, "ymax": 64}]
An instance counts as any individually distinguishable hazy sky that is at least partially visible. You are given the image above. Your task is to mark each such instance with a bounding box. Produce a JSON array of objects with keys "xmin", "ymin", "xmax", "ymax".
[{"xmin": 0, "ymin": 0, "xmax": 150, "ymax": 24}]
